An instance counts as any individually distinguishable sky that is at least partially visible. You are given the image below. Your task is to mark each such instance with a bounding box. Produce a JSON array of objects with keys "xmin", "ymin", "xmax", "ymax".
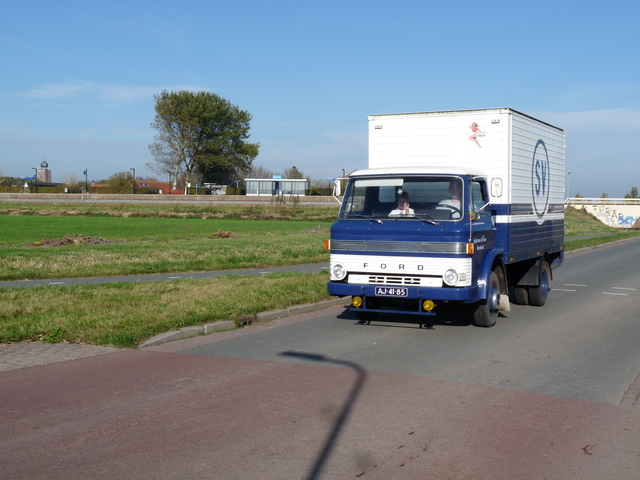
[{"xmin": 1, "ymin": 0, "xmax": 639, "ymax": 197}]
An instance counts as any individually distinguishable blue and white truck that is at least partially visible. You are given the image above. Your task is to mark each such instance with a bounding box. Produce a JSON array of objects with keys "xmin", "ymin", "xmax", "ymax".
[{"xmin": 326, "ymin": 108, "xmax": 565, "ymax": 327}]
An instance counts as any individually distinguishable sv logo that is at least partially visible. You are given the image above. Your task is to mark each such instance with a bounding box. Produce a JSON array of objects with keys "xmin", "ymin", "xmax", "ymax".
[
  {"xmin": 535, "ymin": 158, "xmax": 547, "ymax": 197},
  {"xmin": 531, "ymin": 139, "xmax": 550, "ymax": 220}
]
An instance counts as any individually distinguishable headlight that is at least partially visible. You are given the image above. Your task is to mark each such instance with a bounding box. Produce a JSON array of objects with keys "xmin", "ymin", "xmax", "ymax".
[
  {"xmin": 443, "ymin": 268, "xmax": 459, "ymax": 286},
  {"xmin": 332, "ymin": 263, "xmax": 347, "ymax": 281}
]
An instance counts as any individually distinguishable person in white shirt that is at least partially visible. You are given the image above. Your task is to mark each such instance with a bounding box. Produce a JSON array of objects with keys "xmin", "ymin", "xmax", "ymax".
[
  {"xmin": 389, "ymin": 192, "xmax": 415, "ymax": 216},
  {"xmin": 437, "ymin": 181, "xmax": 462, "ymax": 219}
]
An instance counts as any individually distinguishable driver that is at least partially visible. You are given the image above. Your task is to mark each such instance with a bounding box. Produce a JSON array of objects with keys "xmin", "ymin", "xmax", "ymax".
[
  {"xmin": 437, "ymin": 180, "xmax": 462, "ymax": 219},
  {"xmin": 389, "ymin": 192, "xmax": 415, "ymax": 216}
]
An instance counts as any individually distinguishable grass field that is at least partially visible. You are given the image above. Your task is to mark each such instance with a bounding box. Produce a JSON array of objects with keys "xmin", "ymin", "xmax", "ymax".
[
  {"xmin": 1, "ymin": 202, "xmax": 638, "ymax": 348},
  {"xmin": 0, "ymin": 216, "xmax": 332, "ymax": 281},
  {"xmin": 0, "ymin": 272, "xmax": 330, "ymax": 348}
]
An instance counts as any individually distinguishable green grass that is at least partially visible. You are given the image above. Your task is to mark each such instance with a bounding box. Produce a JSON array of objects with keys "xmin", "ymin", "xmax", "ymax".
[
  {"xmin": 0, "ymin": 201, "xmax": 339, "ymax": 222},
  {"xmin": 564, "ymin": 206, "xmax": 640, "ymax": 250},
  {"xmin": 0, "ymin": 216, "xmax": 331, "ymax": 281},
  {"xmin": 564, "ymin": 206, "xmax": 624, "ymax": 237},
  {"xmin": 0, "ymin": 215, "xmax": 330, "ymax": 244},
  {"xmin": 0, "ymin": 272, "xmax": 331, "ymax": 348}
]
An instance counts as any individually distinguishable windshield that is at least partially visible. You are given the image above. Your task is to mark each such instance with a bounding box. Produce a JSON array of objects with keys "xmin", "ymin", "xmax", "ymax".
[{"xmin": 339, "ymin": 176, "xmax": 464, "ymax": 221}]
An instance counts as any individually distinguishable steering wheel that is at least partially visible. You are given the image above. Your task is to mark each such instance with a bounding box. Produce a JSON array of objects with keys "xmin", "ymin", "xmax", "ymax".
[{"xmin": 439, "ymin": 204, "xmax": 462, "ymax": 217}]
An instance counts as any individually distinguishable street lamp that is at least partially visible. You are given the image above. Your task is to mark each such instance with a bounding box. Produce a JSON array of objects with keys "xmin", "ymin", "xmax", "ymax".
[
  {"xmin": 130, "ymin": 168, "xmax": 136, "ymax": 194},
  {"xmin": 32, "ymin": 167, "xmax": 38, "ymax": 193}
]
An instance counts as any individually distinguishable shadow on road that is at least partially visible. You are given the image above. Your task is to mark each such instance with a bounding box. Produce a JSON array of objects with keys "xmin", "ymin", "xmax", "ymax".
[
  {"xmin": 279, "ymin": 351, "xmax": 367, "ymax": 480},
  {"xmin": 335, "ymin": 307, "xmax": 504, "ymax": 329}
]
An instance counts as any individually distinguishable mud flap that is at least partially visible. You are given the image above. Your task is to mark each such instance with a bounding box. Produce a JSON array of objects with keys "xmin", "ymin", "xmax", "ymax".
[{"xmin": 499, "ymin": 294, "xmax": 511, "ymax": 312}]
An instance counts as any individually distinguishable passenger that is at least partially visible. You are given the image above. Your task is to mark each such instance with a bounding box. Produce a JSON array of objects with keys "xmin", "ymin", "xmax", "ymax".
[
  {"xmin": 437, "ymin": 181, "xmax": 462, "ymax": 219},
  {"xmin": 389, "ymin": 192, "xmax": 415, "ymax": 216}
]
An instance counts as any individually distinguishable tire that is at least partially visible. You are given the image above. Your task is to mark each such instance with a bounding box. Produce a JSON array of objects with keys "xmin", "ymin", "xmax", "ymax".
[
  {"xmin": 472, "ymin": 271, "xmax": 500, "ymax": 327},
  {"xmin": 512, "ymin": 287, "xmax": 529, "ymax": 305},
  {"xmin": 528, "ymin": 262, "xmax": 550, "ymax": 307}
]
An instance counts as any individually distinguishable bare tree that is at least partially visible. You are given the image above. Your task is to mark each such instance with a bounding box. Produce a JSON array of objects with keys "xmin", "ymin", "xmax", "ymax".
[
  {"xmin": 61, "ymin": 172, "xmax": 79, "ymax": 186},
  {"xmin": 248, "ymin": 165, "xmax": 275, "ymax": 178},
  {"xmin": 282, "ymin": 165, "xmax": 305, "ymax": 179}
]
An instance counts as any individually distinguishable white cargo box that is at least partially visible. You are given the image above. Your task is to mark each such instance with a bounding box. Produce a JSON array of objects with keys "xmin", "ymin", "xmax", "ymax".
[{"xmin": 368, "ymin": 108, "xmax": 566, "ymax": 212}]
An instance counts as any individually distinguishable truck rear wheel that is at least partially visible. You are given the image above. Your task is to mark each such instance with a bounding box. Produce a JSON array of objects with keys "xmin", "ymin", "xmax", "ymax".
[
  {"xmin": 528, "ymin": 261, "xmax": 550, "ymax": 306},
  {"xmin": 472, "ymin": 271, "xmax": 500, "ymax": 327},
  {"xmin": 512, "ymin": 287, "xmax": 529, "ymax": 305}
]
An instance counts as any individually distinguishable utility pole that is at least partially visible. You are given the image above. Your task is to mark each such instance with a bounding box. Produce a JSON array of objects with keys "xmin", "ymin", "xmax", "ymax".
[{"xmin": 130, "ymin": 168, "xmax": 136, "ymax": 194}]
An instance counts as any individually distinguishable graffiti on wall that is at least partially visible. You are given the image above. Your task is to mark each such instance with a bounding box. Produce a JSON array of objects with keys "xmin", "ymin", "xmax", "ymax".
[
  {"xmin": 590, "ymin": 204, "xmax": 639, "ymax": 228},
  {"xmin": 619, "ymin": 215, "xmax": 640, "ymax": 227}
]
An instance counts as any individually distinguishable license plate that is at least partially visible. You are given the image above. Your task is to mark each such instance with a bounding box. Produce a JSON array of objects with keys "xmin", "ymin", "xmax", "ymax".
[{"xmin": 375, "ymin": 287, "xmax": 408, "ymax": 297}]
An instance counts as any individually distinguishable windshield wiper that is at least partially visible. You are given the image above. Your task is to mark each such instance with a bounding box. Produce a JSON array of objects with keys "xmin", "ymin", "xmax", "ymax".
[
  {"xmin": 413, "ymin": 214, "xmax": 439, "ymax": 225},
  {"xmin": 352, "ymin": 214, "xmax": 384, "ymax": 224}
]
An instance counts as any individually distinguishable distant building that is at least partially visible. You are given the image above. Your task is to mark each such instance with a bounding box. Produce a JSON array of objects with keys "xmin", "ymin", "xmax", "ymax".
[
  {"xmin": 37, "ymin": 160, "xmax": 52, "ymax": 183},
  {"xmin": 245, "ymin": 178, "xmax": 309, "ymax": 196}
]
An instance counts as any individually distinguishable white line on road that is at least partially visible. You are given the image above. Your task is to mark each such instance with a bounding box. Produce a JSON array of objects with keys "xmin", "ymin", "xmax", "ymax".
[
  {"xmin": 49, "ymin": 282, "xmax": 65, "ymax": 285},
  {"xmin": 602, "ymin": 292, "xmax": 629, "ymax": 296},
  {"xmin": 612, "ymin": 287, "xmax": 637, "ymax": 291},
  {"xmin": 168, "ymin": 276, "xmax": 181, "ymax": 279},
  {"xmin": 565, "ymin": 284, "xmax": 588, "ymax": 287},
  {"xmin": 553, "ymin": 289, "xmax": 577, "ymax": 292}
]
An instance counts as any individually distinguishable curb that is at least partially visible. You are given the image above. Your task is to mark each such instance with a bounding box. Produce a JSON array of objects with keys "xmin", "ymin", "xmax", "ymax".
[{"xmin": 138, "ymin": 297, "xmax": 351, "ymax": 348}]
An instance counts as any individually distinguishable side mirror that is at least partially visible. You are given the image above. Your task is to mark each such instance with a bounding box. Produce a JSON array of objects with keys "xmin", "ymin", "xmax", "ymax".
[
  {"xmin": 333, "ymin": 179, "xmax": 342, "ymax": 197},
  {"xmin": 491, "ymin": 178, "xmax": 503, "ymax": 197}
]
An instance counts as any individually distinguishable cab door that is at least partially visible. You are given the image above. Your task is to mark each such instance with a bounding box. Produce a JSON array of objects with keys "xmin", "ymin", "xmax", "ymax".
[{"xmin": 469, "ymin": 178, "xmax": 495, "ymax": 267}]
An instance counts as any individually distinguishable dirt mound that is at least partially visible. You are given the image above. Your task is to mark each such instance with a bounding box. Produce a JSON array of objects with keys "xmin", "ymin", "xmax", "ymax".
[
  {"xmin": 29, "ymin": 235, "xmax": 114, "ymax": 247},
  {"xmin": 208, "ymin": 230, "xmax": 237, "ymax": 238}
]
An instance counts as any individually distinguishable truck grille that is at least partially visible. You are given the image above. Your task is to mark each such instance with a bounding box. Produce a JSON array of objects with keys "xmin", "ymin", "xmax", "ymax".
[{"xmin": 369, "ymin": 276, "xmax": 422, "ymax": 285}]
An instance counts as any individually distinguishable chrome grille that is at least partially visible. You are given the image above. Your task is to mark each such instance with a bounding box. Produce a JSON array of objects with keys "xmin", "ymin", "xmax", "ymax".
[{"xmin": 369, "ymin": 276, "xmax": 422, "ymax": 285}]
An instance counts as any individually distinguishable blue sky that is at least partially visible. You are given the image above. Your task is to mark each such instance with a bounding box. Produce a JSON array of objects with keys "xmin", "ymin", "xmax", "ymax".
[{"xmin": 1, "ymin": 0, "xmax": 639, "ymax": 197}]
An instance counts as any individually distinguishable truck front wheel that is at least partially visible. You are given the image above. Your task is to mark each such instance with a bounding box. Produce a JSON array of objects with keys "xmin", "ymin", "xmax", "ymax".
[
  {"xmin": 472, "ymin": 271, "xmax": 500, "ymax": 327},
  {"xmin": 528, "ymin": 261, "xmax": 550, "ymax": 306}
]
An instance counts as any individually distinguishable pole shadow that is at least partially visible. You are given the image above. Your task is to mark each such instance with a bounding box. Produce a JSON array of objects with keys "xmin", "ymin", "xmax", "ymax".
[{"xmin": 279, "ymin": 351, "xmax": 367, "ymax": 480}]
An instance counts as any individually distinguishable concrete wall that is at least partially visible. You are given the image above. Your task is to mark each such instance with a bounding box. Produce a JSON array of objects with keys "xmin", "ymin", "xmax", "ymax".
[{"xmin": 568, "ymin": 199, "xmax": 640, "ymax": 228}]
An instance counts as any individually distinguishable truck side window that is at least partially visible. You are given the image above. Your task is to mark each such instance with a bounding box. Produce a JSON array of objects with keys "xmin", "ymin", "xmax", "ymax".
[{"xmin": 470, "ymin": 181, "xmax": 488, "ymax": 212}]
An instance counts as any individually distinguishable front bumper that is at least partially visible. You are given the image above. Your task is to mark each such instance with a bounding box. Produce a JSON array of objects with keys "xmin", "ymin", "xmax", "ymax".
[{"xmin": 328, "ymin": 282, "xmax": 481, "ymax": 316}]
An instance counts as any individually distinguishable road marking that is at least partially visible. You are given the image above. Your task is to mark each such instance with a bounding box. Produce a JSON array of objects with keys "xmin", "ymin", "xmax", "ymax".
[
  {"xmin": 602, "ymin": 292, "xmax": 629, "ymax": 296},
  {"xmin": 169, "ymin": 276, "xmax": 181, "ymax": 279},
  {"xmin": 554, "ymin": 289, "xmax": 577, "ymax": 292},
  {"xmin": 565, "ymin": 284, "xmax": 588, "ymax": 287},
  {"xmin": 612, "ymin": 287, "xmax": 637, "ymax": 291},
  {"xmin": 49, "ymin": 282, "xmax": 65, "ymax": 285}
]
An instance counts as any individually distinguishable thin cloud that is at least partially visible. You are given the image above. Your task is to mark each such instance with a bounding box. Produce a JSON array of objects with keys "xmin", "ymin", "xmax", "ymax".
[{"xmin": 20, "ymin": 82, "xmax": 209, "ymax": 101}]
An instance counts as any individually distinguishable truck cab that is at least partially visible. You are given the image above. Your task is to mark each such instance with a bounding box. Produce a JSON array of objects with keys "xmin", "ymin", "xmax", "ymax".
[{"xmin": 327, "ymin": 167, "xmax": 508, "ymax": 327}]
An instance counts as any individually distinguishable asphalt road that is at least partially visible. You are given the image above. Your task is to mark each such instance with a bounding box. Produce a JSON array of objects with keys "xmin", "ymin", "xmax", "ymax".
[
  {"xmin": 2, "ymin": 238, "xmax": 640, "ymax": 479},
  {"xmin": 177, "ymin": 237, "xmax": 640, "ymax": 406}
]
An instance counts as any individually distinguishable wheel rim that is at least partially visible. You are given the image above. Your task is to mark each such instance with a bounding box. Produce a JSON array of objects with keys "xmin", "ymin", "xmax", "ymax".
[
  {"xmin": 489, "ymin": 286, "xmax": 500, "ymax": 313},
  {"xmin": 540, "ymin": 269, "xmax": 549, "ymax": 298}
]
